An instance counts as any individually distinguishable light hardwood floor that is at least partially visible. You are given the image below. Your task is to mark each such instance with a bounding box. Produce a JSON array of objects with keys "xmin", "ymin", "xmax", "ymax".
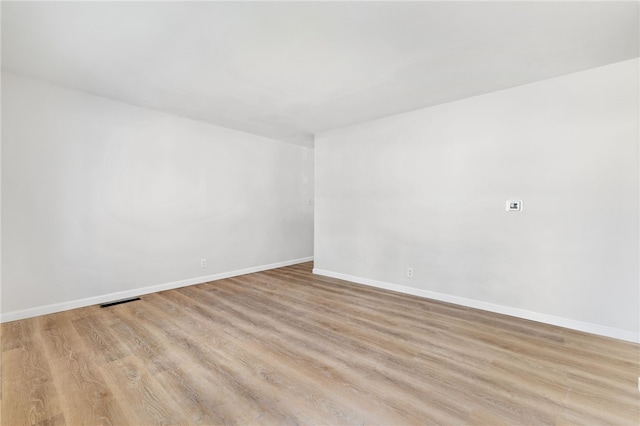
[{"xmin": 1, "ymin": 262, "xmax": 639, "ymax": 425}]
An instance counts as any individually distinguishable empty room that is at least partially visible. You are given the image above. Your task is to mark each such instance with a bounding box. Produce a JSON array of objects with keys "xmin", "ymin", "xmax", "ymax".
[{"xmin": 1, "ymin": 1, "xmax": 639, "ymax": 425}]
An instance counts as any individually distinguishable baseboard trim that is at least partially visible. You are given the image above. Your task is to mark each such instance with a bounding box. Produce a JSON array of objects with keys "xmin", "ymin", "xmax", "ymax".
[
  {"xmin": 0, "ymin": 256, "xmax": 314, "ymax": 323},
  {"xmin": 312, "ymin": 268, "xmax": 639, "ymax": 344}
]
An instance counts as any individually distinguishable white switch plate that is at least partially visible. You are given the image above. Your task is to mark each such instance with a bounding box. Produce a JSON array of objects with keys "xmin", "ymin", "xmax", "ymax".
[{"xmin": 506, "ymin": 200, "xmax": 523, "ymax": 211}]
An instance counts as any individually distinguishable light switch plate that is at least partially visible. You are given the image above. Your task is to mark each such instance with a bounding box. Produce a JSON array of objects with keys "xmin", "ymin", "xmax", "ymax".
[{"xmin": 506, "ymin": 200, "xmax": 523, "ymax": 211}]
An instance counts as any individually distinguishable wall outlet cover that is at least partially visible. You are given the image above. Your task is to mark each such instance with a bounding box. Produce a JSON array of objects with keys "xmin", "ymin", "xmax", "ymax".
[{"xmin": 506, "ymin": 200, "xmax": 523, "ymax": 211}]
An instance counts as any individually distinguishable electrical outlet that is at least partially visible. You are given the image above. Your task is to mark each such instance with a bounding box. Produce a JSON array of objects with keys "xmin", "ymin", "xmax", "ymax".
[
  {"xmin": 407, "ymin": 267, "xmax": 413, "ymax": 278},
  {"xmin": 506, "ymin": 200, "xmax": 523, "ymax": 211},
  {"xmin": 200, "ymin": 258, "xmax": 207, "ymax": 268}
]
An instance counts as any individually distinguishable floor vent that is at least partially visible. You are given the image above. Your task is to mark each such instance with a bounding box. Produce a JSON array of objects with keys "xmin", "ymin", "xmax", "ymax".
[{"xmin": 100, "ymin": 297, "xmax": 141, "ymax": 308}]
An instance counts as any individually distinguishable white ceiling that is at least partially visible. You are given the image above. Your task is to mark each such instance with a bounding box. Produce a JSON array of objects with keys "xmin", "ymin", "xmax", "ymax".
[{"xmin": 2, "ymin": 1, "xmax": 638, "ymax": 147}]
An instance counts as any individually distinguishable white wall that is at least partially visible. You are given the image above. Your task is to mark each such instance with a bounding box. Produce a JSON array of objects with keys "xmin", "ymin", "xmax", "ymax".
[
  {"xmin": 1, "ymin": 72, "xmax": 313, "ymax": 319},
  {"xmin": 315, "ymin": 59, "xmax": 639, "ymax": 342}
]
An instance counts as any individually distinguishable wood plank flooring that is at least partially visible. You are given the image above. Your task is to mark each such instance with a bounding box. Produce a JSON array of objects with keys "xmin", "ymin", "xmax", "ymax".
[{"xmin": 1, "ymin": 262, "xmax": 639, "ymax": 425}]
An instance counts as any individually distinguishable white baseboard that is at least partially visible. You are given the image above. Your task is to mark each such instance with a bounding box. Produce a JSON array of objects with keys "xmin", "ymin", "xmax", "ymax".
[
  {"xmin": 0, "ymin": 256, "xmax": 314, "ymax": 323},
  {"xmin": 313, "ymin": 268, "xmax": 639, "ymax": 344}
]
